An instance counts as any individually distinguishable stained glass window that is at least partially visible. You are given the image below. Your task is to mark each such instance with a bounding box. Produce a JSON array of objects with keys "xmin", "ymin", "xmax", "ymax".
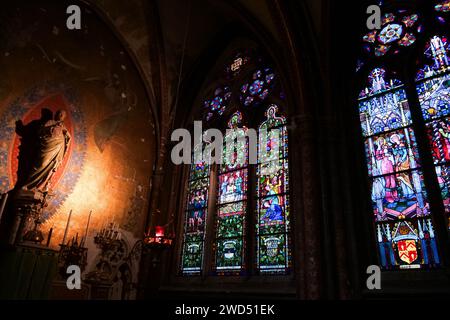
[
  {"xmin": 181, "ymin": 143, "xmax": 210, "ymax": 275},
  {"xmin": 362, "ymin": 11, "xmax": 421, "ymax": 56},
  {"xmin": 256, "ymin": 105, "xmax": 291, "ymax": 273},
  {"xmin": 214, "ymin": 111, "xmax": 248, "ymax": 274},
  {"xmin": 359, "ymin": 68, "xmax": 440, "ymax": 269},
  {"xmin": 436, "ymin": 0, "xmax": 450, "ymax": 13},
  {"xmin": 240, "ymin": 68, "xmax": 276, "ymax": 107},
  {"xmin": 416, "ymin": 35, "xmax": 450, "ymax": 231},
  {"xmin": 181, "ymin": 49, "xmax": 292, "ymax": 277},
  {"xmin": 204, "ymin": 86, "xmax": 232, "ymax": 122},
  {"xmin": 225, "ymin": 51, "xmax": 251, "ymax": 78}
]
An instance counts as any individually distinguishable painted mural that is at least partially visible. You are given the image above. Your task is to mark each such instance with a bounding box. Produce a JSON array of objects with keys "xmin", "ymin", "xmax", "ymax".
[
  {"xmin": 0, "ymin": 83, "xmax": 87, "ymax": 219},
  {"xmin": 0, "ymin": 1, "xmax": 156, "ymax": 296}
]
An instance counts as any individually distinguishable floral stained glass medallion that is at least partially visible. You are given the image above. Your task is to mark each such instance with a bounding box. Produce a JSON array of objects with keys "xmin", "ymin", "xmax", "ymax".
[
  {"xmin": 240, "ymin": 68, "xmax": 276, "ymax": 107},
  {"xmin": 363, "ymin": 12, "xmax": 420, "ymax": 56},
  {"xmin": 204, "ymin": 86, "xmax": 232, "ymax": 121}
]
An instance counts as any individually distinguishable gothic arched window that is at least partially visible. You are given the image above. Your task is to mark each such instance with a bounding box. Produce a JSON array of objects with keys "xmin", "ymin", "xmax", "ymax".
[
  {"xmin": 357, "ymin": 2, "xmax": 450, "ymax": 270},
  {"xmin": 214, "ymin": 111, "xmax": 249, "ymax": 273},
  {"xmin": 180, "ymin": 48, "xmax": 292, "ymax": 276},
  {"xmin": 180, "ymin": 143, "xmax": 210, "ymax": 275},
  {"xmin": 416, "ymin": 35, "xmax": 450, "ymax": 221},
  {"xmin": 256, "ymin": 105, "xmax": 291, "ymax": 273}
]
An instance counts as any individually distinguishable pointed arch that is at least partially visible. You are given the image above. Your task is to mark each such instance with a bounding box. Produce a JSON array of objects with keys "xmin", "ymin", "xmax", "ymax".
[{"xmin": 179, "ymin": 46, "xmax": 293, "ymax": 276}]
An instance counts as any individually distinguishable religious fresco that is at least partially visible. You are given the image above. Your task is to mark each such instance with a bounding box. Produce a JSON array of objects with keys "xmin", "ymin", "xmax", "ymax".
[
  {"xmin": 0, "ymin": 83, "xmax": 87, "ymax": 219},
  {"xmin": 0, "ymin": 1, "xmax": 155, "ymax": 291}
]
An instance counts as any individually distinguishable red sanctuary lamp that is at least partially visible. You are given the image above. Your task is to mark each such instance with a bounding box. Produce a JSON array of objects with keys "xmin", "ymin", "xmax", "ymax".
[{"xmin": 144, "ymin": 225, "xmax": 174, "ymax": 248}]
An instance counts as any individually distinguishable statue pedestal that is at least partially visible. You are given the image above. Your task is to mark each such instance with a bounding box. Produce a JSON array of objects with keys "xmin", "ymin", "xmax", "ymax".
[
  {"xmin": 0, "ymin": 189, "xmax": 55, "ymax": 299},
  {"xmin": 0, "ymin": 189, "xmax": 47, "ymax": 246}
]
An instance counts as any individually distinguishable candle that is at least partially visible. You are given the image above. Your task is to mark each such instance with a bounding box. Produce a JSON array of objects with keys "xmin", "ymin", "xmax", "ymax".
[
  {"xmin": 0, "ymin": 193, "xmax": 9, "ymax": 223},
  {"xmin": 155, "ymin": 226, "xmax": 165, "ymax": 238},
  {"xmin": 62, "ymin": 210, "xmax": 72, "ymax": 245},
  {"xmin": 46, "ymin": 228, "xmax": 53, "ymax": 247},
  {"xmin": 81, "ymin": 210, "xmax": 92, "ymax": 247}
]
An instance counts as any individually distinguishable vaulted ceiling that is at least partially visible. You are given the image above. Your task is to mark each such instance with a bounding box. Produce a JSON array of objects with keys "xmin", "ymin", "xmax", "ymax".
[{"xmin": 87, "ymin": 0, "xmax": 325, "ymax": 145}]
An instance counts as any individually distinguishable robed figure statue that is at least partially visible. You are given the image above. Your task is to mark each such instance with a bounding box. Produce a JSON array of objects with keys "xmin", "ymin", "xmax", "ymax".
[{"xmin": 15, "ymin": 109, "xmax": 71, "ymax": 191}]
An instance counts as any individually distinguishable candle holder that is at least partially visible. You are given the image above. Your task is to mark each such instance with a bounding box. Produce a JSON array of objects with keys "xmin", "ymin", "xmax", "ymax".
[
  {"xmin": 143, "ymin": 224, "xmax": 175, "ymax": 269},
  {"xmin": 143, "ymin": 225, "xmax": 174, "ymax": 249},
  {"xmin": 22, "ymin": 217, "xmax": 45, "ymax": 244},
  {"xmin": 141, "ymin": 211, "xmax": 175, "ymax": 270},
  {"xmin": 94, "ymin": 222, "xmax": 121, "ymax": 251},
  {"xmin": 57, "ymin": 236, "xmax": 88, "ymax": 278}
]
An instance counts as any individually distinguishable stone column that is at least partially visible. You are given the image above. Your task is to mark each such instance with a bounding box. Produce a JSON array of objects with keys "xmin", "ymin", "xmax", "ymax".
[
  {"xmin": 290, "ymin": 114, "xmax": 323, "ymax": 299},
  {"xmin": 318, "ymin": 115, "xmax": 352, "ymax": 299}
]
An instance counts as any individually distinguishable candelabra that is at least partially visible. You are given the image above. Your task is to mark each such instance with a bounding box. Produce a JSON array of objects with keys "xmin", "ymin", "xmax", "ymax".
[
  {"xmin": 58, "ymin": 235, "xmax": 88, "ymax": 278},
  {"xmin": 94, "ymin": 222, "xmax": 121, "ymax": 250}
]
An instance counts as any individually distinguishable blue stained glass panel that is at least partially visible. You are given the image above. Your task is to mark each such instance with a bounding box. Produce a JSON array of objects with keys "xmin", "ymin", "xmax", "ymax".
[
  {"xmin": 359, "ymin": 88, "xmax": 411, "ymax": 137},
  {"xmin": 417, "ymin": 73, "xmax": 450, "ymax": 121},
  {"xmin": 240, "ymin": 68, "xmax": 276, "ymax": 107},
  {"xmin": 371, "ymin": 170, "xmax": 430, "ymax": 221}
]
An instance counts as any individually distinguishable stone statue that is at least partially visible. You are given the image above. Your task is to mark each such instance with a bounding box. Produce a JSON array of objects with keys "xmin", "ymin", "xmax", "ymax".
[{"xmin": 16, "ymin": 109, "xmax": 71, "ymax": 191}]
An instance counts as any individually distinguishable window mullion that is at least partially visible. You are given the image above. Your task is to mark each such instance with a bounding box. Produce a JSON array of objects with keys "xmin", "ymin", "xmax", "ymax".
[
  {"xmin": 202, "ymin": 164, "xmax": 218, "ymax": 278},
  {"xmin": 246, "ymin": 160, "xmax": 256, "ymax": 277}
]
